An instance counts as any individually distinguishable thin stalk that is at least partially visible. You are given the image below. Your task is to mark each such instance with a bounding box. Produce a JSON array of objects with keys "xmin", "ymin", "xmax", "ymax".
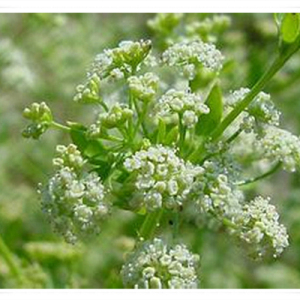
[
  {"xmin": 132, "ymin": 97, "xmax": 149, "ymax": 138},
  {"xmin": 0, "ymin": 235, "xmax": 23, "ymax": 282},
  {"xmin": 237, "ymin": 162, "xmax": 282, "ymax": 186},
  {"xmin": 51, "ymin": 121, "xmax": 70, "ymax": 132},
  {"xmin": 133, "ymin": 100, "xmax": 149, "ymax": 138},
  {"xmin": 178, "ymin": 114, "xmax": 186, "ymax": 154},
  {"xmin": 99, "ymin": 101, "xmax": 109, "ymax": 112}
]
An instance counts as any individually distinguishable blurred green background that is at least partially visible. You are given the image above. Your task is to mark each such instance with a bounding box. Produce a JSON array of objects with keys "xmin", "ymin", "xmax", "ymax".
[{"xmin": 1, "ymin": 13, "xmax": 300, "ymax": 288}]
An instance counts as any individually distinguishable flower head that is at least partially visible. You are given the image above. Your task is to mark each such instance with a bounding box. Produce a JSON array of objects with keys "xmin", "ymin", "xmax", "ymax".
[
  {"xmin": 121, "ymin": 238, "xmax": 199, "ymax": 289},
  {"xmin": 128, "ymin": 72, "xmax": 159, "ymax": 102},
  {"xmin": 162, "ymin": 40, "xmax": 224, "ymax": 79},
  {"xmin": 237, "ymin": 196, "xmax": 289, "ymax": 257},
  {"xmin": 259, "ymin": 126, "xmax": 300, "ymax": 172},
  {"xmin": 154, "ymin": 89, "xmax": 209, "ymax": 128},
  {"xmin": 124, "ymin": 145, "xmax": 203, "ymax": 211},
  {"xmin": 39, "ymin": 144, "xmax": 109, "ymax": 243}
]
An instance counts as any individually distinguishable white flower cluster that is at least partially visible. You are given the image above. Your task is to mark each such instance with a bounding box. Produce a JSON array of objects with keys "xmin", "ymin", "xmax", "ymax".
[
  {"xmin": 162, "ymin": 40, "xmax": 224, "ymax": 79},
  {"xmin": 226, "ymin": 88, "xmax": 281, "ymax": 132},
  {"xmin": 124, "ymin": 145, "xmax": 204, "ymax": 211},
  {"xmin": 121, "ymin": 238, "xmax": 199, "ymax": 289},
  {"xmin": 259, "ymin": 125, "xmax": 300, "ymax": 172},
  {"xmin": 154, "ymin": 89, "xmax": 210, "ymax": 128},
  {"xmin": 128, "ymin": 72, "xmax": 159, "ymax": 102},
  {"xmin": 88, "ymin": 40, "xmax": 152, "ymax": 79},
  {"xmin": 237, "ymin": 196, "xmax": 289, "ymax": 257},
  {"xmin": 39, "ymin": 144, "xmax": 109, "ymax": 244},
  {"xmin": 192, "ymin": 160, "xmax": 244, "ymax": 218}
]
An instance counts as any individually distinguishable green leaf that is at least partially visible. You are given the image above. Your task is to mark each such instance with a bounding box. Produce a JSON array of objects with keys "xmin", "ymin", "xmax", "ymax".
[
  {"xmin": 70, "ymin": 127, "xmax": 89, "ymax": 153},
  {"xmin": 281, "ymin": 13, "xmax": 300, "ymax": 43},
  {"xmin": 91, "ymin": 161, "xmax": 111, "ymax": 181},
  {"xmin": 195, "ymin": 83, "xmax": 223, "ymax": 136}
]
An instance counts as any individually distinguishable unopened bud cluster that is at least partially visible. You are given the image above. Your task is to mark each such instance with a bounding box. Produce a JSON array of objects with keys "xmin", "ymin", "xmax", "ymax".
[{"xmin": 22, "ymin": 102, "xmax": 52, "ymax": 139}]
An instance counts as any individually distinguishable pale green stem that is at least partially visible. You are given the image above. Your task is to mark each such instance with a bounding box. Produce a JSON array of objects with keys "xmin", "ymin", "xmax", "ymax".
[
  {"xmin": 178, "ymin": 113, "xmax": 186, "ymax": 154},
  {"xmin": 236, "ymin": 162, "xmax": 282, "ymax": 186},
  {"xmin": 51, "ymin": 121, "xmax": 71, "ymax": 132},
  {"xmin": 132, "ymin": 97, "xmax": 149, "ymax": 138}
]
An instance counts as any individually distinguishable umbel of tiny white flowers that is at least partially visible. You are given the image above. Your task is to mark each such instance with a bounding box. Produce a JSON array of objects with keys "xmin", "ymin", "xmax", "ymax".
[
  {"xmin": 128, "ymin": 72, "xmax": 159, "ymax": 103},
  {"xmin": 162, "ymin": 39, "xmax": 224, "ymax": 79},
  {"xmin": 121, "ymin": 238, "xmax": 200, "ymax": 289},
  {"xmin": 258, "ymin": 125, "xmax": 300, "ymax": 172},
  {"xmin": 39, "ymin": 144, "xmax": 110, "ymax": 244},
  {"xmin": 225, "ymin": 88, "xmax": 281, "ymax": 133},
  {"xmin": 124, "ymin": 145, "xmax": 204, "ymax": 211},
  {"xmin": 234, "ymin": 196, "xmax": 289, "ymax": 258},
  {"xmin": 154, "ymin": 89, "xmax": 210, "ymax": 128},
  {"xmin": 74, "ymin": 40, "xmax": 152, "ymax": 104}
]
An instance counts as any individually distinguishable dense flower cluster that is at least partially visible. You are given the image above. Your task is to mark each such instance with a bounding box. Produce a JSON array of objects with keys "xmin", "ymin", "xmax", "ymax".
[
  {"xmin": 22, "ymin": 102, "xmax": 53, "ymax": 139},
  {"xmin": 162, "ymin": 40, "xmax": 224, "ymax": 79},
  {"xmin": 236, "ymin": 196, "xmax": 289, "ymax": 257},
  {"xmin": 154, "ymin": 89, "xmax": 210, "ymax": 128},
  {"xmin": 124, "ymin": 145, "xmax": 203, "ymax": 211},
  {"xmin": 73, "ymin": 40, "xmax": 152, "ymax": 104},
  {"xmin": 226, "ymin": 88, "xmax": 281, "ymax": 131},
  {"xmin": 258, "ymin": 126, "xmax": 300, "ymax": 172},
  {"xmin": 39, "ymin": 144, "xmax": 110, "ymax": 244},
  {"xmin": 88, "ymin": 40, "xmax": 152, "ymax": 79},
  {"xmin": 121, "ymin": 238, "xmax": 200, "ymax": 289},
  {"xmin": 191, "ymin": 160, "xmax": 244, "ymax": 218},
  {"xmin": 128, "ymin": 72, "xmax": 159, "ymax": 102}
]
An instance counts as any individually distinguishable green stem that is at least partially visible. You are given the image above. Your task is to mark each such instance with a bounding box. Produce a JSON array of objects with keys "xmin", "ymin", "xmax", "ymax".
[
  {"xmin": 0, "ymin": 235, "xmax": 23, "ymax": 282},
  {"xmin": 100, "ymin": 135, "xmax": 123, "ymax": 143},
  {"xmin": 133, "ymin": 100, "xmax": 149, "ymax": 138},
  {"xmin": 51, "ymin": 121, "xmax": 70, "ymax": 132},
  {"xmin": 132, "ymin": 97, "xmax": 149, "ymax": 138},
  {"xmin": 99, "ymin": 101, "xmax": 109, "ymax": 112},
  {"xmin": 211, "ymin": 37, "xmax": 300, "ymax": 142},
  {"xmin": 139, "ymin": 210, "xmax": 163, "ymax": 240},
  {"xmin": 225, "ymin": 128, "xmax": 243, "ymax": 144},
  {"xmin": 237, "ymin": 162, "xmax": 282, "ymax": 186}
]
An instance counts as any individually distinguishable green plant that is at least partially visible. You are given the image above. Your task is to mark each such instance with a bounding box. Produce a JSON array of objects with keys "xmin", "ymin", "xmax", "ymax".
[{"xmin": 14, "ymin": 13, "xmax": 300, "ymax": 289}]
